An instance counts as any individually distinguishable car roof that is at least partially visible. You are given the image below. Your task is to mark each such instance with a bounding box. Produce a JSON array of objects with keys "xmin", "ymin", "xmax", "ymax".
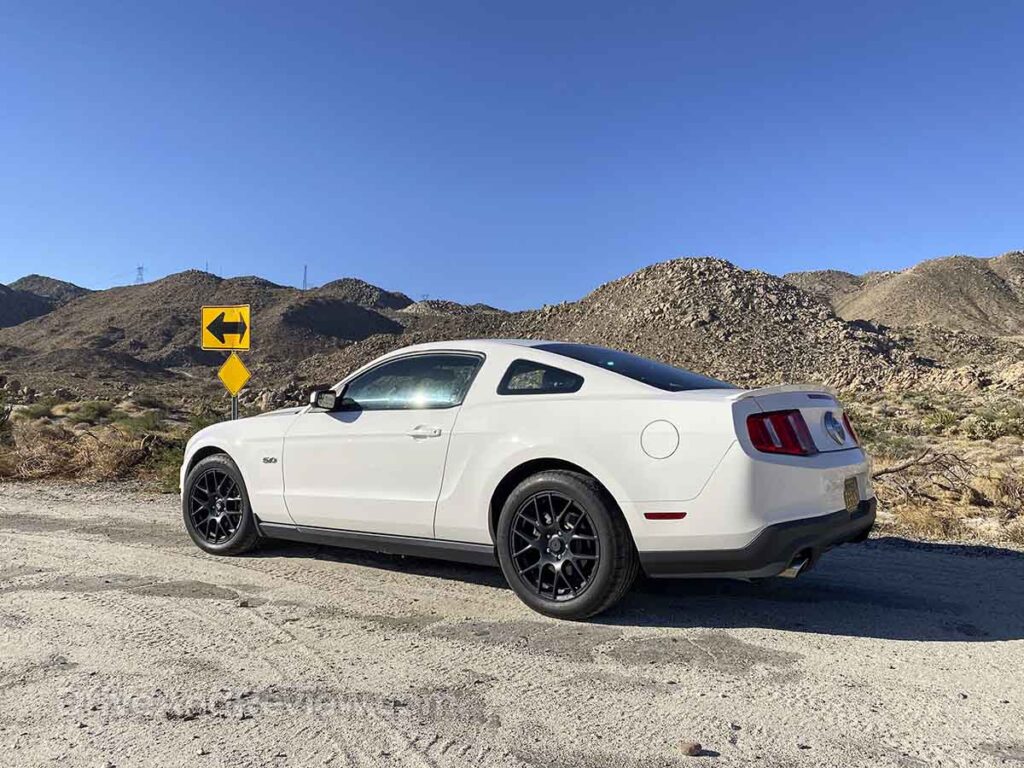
[{"xmin": 378, "ymin": 339, "xmax": 556, "ymax": 355}]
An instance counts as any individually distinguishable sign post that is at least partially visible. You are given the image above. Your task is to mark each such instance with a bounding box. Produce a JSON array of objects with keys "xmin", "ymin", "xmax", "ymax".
[{"xmin": 202, "ymin": 305, "xmax": 252, "ymax": 419}]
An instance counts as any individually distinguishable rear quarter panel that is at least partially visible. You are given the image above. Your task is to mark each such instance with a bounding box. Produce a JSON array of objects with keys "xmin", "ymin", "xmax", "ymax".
[{"xmin": 433, "ymin": 391, "xmax": 738, "ymax": 544}]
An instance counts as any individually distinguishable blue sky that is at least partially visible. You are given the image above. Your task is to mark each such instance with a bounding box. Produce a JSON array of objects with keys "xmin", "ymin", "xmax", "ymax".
[{"xmin": 1, "ymin": 1, "xmax": 1022, "ymax": 309}]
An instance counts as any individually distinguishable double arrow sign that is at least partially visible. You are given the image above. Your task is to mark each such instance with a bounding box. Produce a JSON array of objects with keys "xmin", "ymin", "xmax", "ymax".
[
  {"xmin": 201, "ymin": 305, "xmax": 251, "ymax": 351},
  {"xmin": 206, "ymin": 311, "xmax": 248, "ymax": 345},
  {"xmin": 201, "ymin": 305, "xmax": 252, "ymax": 400}
]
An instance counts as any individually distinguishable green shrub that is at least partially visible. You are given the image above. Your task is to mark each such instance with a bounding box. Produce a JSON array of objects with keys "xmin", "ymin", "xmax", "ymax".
[
  {"xmin": 0, "ymin": 391, "xmax": 12, "ymax": 447},
  {"xmin": 131, "ymin": 392, "xmax": 167, "ymax": 410},
  {"xmin": 113, "ymin": 410, "xmax": 166, "ymax": 435},
  {"xmin": 17, "ymin": 399, "xmax": 57, "ymax": 420},
  {"xmin": 67, "ymin": 400, "xmax": 116, "ymax": 425}
]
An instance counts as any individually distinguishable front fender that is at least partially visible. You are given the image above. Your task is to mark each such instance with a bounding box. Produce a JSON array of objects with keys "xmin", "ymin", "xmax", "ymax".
[{"xmin": 180, "ymin": 416, "xmax": 297, "ymax": 526}]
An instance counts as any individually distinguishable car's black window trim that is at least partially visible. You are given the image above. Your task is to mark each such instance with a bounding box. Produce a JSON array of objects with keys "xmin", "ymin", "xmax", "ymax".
[
  {"xmin": 336, "ymin": 351, "xmax": 486, "ymax": 411},
  {"xmin": 496, "ymin": 358, "xmax": 585, "ymax": 396},
  {"xmin": 535, "ymin": 343, "xmax": 734, "ymax": 392}
]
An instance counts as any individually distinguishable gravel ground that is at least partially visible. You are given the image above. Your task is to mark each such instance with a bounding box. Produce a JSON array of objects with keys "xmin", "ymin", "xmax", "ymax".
[{"xmin": 1, "ymin": 482, "xmax": 1022, "ymax": 768}]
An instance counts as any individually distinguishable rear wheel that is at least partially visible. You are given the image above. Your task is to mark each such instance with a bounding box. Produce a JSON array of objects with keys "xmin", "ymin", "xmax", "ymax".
[
  {"xmin": 182, "ymin": 454, "xmax": 259, "ymax": 555},
  {"xmin": 496, "ymin": 470, "xmax": 638, "ymax": 620}
]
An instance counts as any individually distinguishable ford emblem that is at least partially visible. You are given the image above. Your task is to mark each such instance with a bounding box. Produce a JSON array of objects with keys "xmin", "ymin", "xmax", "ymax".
[{"xmin": 823, "ymin": 412, "xmax": 846, "ymax": 445}]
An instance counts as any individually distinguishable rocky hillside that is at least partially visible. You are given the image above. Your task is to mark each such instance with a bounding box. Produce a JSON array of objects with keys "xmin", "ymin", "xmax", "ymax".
[
  {"xmin": 0, "ymin": 270, "xmax": 497, "ymax": 400},
  {"xmin": 4, "ymin": 256, "xmax": 1023, "ymax": 407},
  {"xmin": 297, "ymin": 259, "xmax": 929, "ymax": 399},
  {"xmin": 9, "ymin": 275, "xmax": 92, "ymax": 306},
  {"xmin": 786, "ymin": 252, "xmax": 1024, "ymax": 336},
  {"xmin": 0, "ymin": 283, "xmax": 53, "ymax": 329}
]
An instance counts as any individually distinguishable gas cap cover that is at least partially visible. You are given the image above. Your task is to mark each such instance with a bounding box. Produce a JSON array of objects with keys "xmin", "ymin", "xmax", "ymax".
[{"xmin": 641, "ymin": 420, "xmax": 680, "ymax": 459}]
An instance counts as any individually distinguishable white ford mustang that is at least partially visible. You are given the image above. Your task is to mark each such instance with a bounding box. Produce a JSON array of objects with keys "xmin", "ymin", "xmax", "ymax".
[{"xmin": 181, "ymin": 339, "xmax": 876, "ymax": 619}]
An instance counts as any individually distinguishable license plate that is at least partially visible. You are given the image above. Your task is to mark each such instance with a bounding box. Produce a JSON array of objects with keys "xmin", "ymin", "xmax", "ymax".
[{"xmin": 844, "ymin": 477, "xmax": 860, "ymax": 512}]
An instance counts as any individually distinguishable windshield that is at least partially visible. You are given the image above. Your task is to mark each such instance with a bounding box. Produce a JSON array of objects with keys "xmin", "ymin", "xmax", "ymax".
[{"xmin": 535, "ymin": 343, "xmax": 735, "ymax": 392}]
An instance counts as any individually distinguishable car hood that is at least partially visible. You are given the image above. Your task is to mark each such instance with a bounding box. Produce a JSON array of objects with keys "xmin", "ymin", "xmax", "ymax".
[{"xmin": 257, "ymin": 406, "xmax": 305, "ymax": 418}]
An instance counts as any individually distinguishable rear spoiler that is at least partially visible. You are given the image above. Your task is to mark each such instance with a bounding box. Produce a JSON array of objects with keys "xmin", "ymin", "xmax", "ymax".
[{"xmin": 728, "ymin": 383, "xmax": 838, "ymax": 402}]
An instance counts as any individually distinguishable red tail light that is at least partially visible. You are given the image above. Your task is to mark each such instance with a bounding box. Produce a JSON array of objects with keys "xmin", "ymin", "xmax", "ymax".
[
  {"xmin": 746, "ymin": 410, "xmax": 818, "ymax": 456},
  {"xmin": 842, "ymin": 412, "xmax": 859, "ymax": 445}
]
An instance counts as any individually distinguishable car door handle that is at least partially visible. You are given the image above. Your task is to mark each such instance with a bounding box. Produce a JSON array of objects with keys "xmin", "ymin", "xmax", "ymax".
[{"xmin": 407, "ymin": 425, "xmax": 443, "ymax": 439}]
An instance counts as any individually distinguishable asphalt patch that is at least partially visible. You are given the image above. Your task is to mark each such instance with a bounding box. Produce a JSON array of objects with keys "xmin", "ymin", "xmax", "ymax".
[
  {"xmin": 130, "ymin": 580, "xmax": 238, "ymax": 600},
  {"xmin": 430, "ymin": 619, "xmax": 621, "ymax": 658},
  {"xmin": 606, "ymin": 629, "xmax": 802, "ymax": 677}
]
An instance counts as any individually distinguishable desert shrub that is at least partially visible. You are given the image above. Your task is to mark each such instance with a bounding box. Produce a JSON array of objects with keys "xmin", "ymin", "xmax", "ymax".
[
  {"xmin": 865, "ymin": 431, "xmax": 924, "ymax": 461},
  {"xmin": 0, "ymin": 391, "xmax": 12, "ymax": 447},
  {"xmin": 1006, "ymin": 519, "xmax": 1024, "ymax": 546},
  {"xmin": 145, "ymin": 443, "xmax": 186, "ymax": 493},
  {"xmin": 113, "ymin": 410, "xmax": 166, "ymax": 435},
  {"xmin": 892, "ymin": 506, "xmax": 968, "ymax": 541},
  {"xmin": 67, "ymin": 400, "xmax": 116, "ymax": 425},
  {"xmin": 995, "ymin": 469, "xmax": 1024, "ymax": 520},
  {"xmin": 17, "ymin": 399, "xmax": 58, "ymax": 420},
  {"xmin": 959, "ymin": 400, "xmax": 1024, "ymax": 440},
  {"xmin": 133, "ymin": 406, "xmax": 224, "ymax": 492},
  {"xmin": 921, "ymin": 407, "xmax": 959, "ymax": 435},
  {"xmin": 0, "ymin": 420, "xmax": 149, "ymax": 481},
  {"xmin": 131, "ymin": 392, "xmax": 167, "ymax": 410}
]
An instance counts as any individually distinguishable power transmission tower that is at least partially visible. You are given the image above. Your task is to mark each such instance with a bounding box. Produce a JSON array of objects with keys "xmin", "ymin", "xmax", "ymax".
[
  {"xmin": 135, "ymin": 265, "xmax": 144, "ymax": 285},
  {"xmin": 302, "ymin": 265, "xmax": 308, "ymax": 290}
]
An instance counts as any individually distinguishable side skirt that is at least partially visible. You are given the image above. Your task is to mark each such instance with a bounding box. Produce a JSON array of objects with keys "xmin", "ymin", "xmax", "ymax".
[{"xmin": 256, "ymin": 521, "xmax": 498, "ymax": 567}]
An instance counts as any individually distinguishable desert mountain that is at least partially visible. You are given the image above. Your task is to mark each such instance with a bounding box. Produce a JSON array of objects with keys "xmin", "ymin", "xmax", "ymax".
[
  {"xmin": 9, "ymin": 275, "xmax": 92, "ymax": 306},
  {"xmin": 0, "ymin": 283, "xmax": 53, "ymax": 329},
  {"xmin": 0, "ymin": 271, "xmax": 421, "ymax": 369},
  {"xmin": 4, "ymin": 256, "xmax": 1022, "ymax": 405},
  {"xmin": 316, "ymin": 278, "xmax": 414, "ymax": 311},
  {"xmin": 298, "ymin": 259, "xmax": 927, "ymax": 396},
  {"xmin": 785, "ymin": 252, "xmax": 1024, "ymax": 337},
  {"xmin": 0, "ymin": 270, "xmax": 497, "ymax": 397}
]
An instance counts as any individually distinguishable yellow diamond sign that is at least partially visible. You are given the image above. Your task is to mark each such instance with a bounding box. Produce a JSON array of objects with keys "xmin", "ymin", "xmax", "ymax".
[{"xmin": 218, "ymin": 352, "xmax": 251, "ymax": 396}]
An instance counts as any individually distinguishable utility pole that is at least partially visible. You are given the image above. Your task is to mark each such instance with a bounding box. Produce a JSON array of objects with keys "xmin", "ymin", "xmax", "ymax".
[
  {"xmin": 135, "ymin": 265, "xmax": 144, "ymax": 285},
  {"xmin": 302, "ymin": 265, "xmax": 308, "ymax": 291}
]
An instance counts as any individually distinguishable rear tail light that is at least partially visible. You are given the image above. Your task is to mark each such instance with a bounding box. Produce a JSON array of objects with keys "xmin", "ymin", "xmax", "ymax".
[
  {"xmin": 842, "ymin": 412, "xmax": 859, "ymax": 445},
  {"xmin": 746, "ymin": 410, "xmax": 818, "ymax": 456}
]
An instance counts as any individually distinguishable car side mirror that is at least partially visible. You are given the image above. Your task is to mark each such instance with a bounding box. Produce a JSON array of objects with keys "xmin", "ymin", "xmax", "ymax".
[{"xmin": 309, "ymin": 389, "xmax": 337, "ymax": 411}]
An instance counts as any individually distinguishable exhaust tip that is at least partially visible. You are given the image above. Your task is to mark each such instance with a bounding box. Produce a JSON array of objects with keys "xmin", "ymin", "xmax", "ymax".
[{"xmin": 779, "ymin": 554, "xmax": 810, "ymax": 579}]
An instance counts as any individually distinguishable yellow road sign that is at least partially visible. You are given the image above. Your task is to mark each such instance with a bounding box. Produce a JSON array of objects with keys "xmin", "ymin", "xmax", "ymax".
[
  {"xmin": 218, "ymin": 352, "xmax": 251, "ymax": 396},
  {"xmin": 201, "ymin": 305, "xmax": 251, "ymax": 351}
]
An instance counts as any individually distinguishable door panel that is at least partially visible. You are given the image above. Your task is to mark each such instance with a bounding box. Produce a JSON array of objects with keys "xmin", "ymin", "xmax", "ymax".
[
  {"xmin": 282, "ymin": 408, "xmax": 458, "ymax": 537},
  {"xmin": 281, "ymin": 352, "xmax": 483, "ymax": 537}
]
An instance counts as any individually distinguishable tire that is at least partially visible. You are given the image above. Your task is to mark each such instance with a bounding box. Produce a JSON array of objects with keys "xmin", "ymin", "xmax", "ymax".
[
  {"xmin": 496, "ymin": 470, "xmax": 639, "ymax": 620},
  {"xmin": 182, "ymin": 454, "xmax": 260, "ymax": 556}
]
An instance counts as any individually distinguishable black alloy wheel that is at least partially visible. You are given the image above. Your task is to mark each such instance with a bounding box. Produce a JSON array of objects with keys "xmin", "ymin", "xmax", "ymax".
[
  {"xmin": 496, "ymin": 469, "xmax": 639, "ymax": 620},
  {"xmin": 182, "ymin": 454, "xmax": 259, "ymax": 555},
  {"xmin": 509, "ymin": 491, "xmax": 600, "ymax": 601},
  {"xmin": 188, "ymin": 468, "xmax": 244, "ymax": 544}
]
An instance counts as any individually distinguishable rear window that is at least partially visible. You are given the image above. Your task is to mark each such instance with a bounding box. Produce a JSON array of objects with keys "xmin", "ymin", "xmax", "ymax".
[
  {"xmin": 498, "ymin": 359, "xmax": 584, "ymax": 395},
  {"xmin": 535, "ymin": 343, "xmax": 734, "ymax": 392}
]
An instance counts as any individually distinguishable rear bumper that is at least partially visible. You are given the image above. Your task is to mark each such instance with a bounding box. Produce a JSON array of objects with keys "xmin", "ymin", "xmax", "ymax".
[{"xmin": 639, "ymin": 497, "xmax": 876, "ymax": 579}]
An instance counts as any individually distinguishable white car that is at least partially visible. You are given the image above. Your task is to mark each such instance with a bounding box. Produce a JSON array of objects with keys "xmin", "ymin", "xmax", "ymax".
[{"xmin": 181, "ymin": 339, "xmax": 876, "ymax": 619}]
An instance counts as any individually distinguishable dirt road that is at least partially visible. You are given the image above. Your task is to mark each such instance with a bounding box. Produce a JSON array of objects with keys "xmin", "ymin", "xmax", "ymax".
[{"xmin": 1, "ymin": 482, "xmax": 1022, "ymax": 767}]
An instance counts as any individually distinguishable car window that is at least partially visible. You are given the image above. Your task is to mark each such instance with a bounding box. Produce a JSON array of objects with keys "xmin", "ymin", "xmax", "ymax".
[
  {"xmin": 341, "ymin": 353, "xmax": 482, "ymax": 410},
  {"xmin": 497, "ymin": 359, "xmax": 584, "ymax": 395},
  {"xmin": 535, "ymin": 343, "xmax": 734, "ymax": 392}
]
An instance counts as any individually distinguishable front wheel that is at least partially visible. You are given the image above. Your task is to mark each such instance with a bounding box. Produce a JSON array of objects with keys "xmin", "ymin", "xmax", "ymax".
[
  {"xmin": 182, "ymin": 454, "xmax": 259, "ymax": 555},
  {"xmin": 496, "ymin": 470, "xmax": 639, "ymax": 620}
]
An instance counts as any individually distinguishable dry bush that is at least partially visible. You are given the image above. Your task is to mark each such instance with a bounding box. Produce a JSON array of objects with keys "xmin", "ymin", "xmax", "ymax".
[
  {"xmin": 872, "ymin": 449, "xmax": 983, "ymax": 507},
  {"xmin": 889, "ymin": 506, "xmax": 969, "ymax": 540},
  {"xmin": 994, "ymin": 469, "xmax": 1024, "ymax": 521},
  {"xmin": 1006, "ymin": 520, "xmax": 1024, "ymax": 546},
  {"xmin": 0, "ymin": 420, "xmax": 153, "ymax": 482}
]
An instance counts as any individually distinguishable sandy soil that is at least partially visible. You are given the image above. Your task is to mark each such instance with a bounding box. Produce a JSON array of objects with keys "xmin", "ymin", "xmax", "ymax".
[{"xmin": 1, "ymin": 482, "xmax": 1022, "ymax": 768}]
